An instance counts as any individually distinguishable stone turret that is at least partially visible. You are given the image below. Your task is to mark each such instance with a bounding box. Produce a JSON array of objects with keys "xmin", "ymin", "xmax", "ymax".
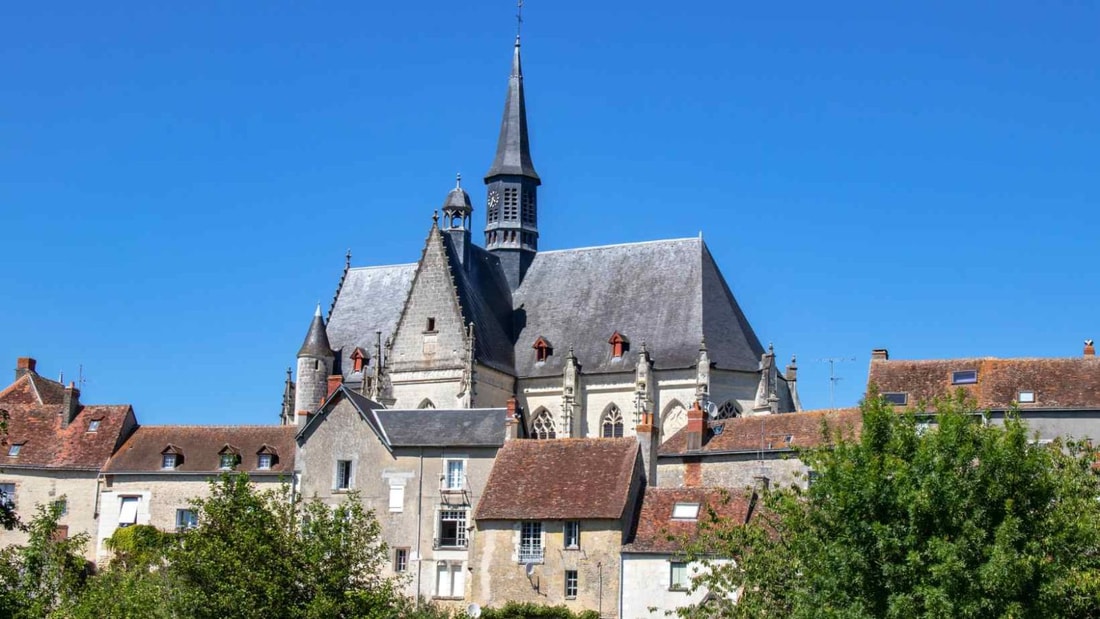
[
  {"xmin": 442, "ymin": 174, "xmax": 474, "ymax": 267},
  {"xmin": 294, "ymin": 304, "xmax": 335, "ymax": 425}
]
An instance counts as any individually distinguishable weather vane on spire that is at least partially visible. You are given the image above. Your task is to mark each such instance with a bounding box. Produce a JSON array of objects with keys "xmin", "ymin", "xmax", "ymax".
[{"xmin": 516, "ymin": 0, "xmax": 524, "ymax": 38}]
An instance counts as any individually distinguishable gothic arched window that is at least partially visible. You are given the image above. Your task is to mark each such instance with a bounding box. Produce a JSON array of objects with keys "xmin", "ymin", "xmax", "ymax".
[
  {"xmin": 418, "ymin": 399, "xmax": 436, "ymax": 410},
  {"xmin": 601, "ymin": 405, "xmax": 624, "ymax": 438},
  {"xmin": 716, "ymin": 400, "xmax": 740, "ymax": 419},
  {"xmin": 532, "ymin": 409, "xmax": 556, "ymax": 440}
]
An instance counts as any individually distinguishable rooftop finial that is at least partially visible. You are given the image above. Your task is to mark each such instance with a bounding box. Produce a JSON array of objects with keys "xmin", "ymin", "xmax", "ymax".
[
  {"xmin": 432, "ymin": 210, "xmax": 439, "ymax": 226},
  {"xmin": 516, "ymin": 0, "xmax": 523, "ymax": 39},
  {"xmin": 345, "ymin": 248, "xmax": 352, "ymax": 269},
  {"xmin": 456, "ymin": 172, "xmax": 462, "ymax": 188},
  {"xmin": 314, "ymin": 303, "xmax": 322, "ymax": 317}
]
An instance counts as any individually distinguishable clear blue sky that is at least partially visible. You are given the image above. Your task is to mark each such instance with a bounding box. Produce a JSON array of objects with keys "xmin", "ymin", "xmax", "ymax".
[{"xmin": 2, "ymin": 2, "xmax": 1097, "ymax": 425}]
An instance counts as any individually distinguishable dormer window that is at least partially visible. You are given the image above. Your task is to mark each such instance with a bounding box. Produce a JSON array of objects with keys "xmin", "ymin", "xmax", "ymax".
[
  {"xmin": 532, "ymin": 336, "xmax": 554, "ymax": 363},
  {"xmin": 608, "ymin": 331, "xmax": 630, "ymax": 359},
  {"xmin": 8, "ymin": 443, "xmax": 24, "ymax": 457},
  {"xmin": 218, "ymin": 445, "xmax": 241, "ymax": 470},
  {"xmin": 87, "ymin": 419, "xmax": 101, "ymax": 433},
  {"xmin": 350, "ymin": 347, "xmax": 369, "ymax": 373},
  {"xmin": 256, "ymin": 445, "xmax": 278, "ymax": 470},
  {"xmin": 161, "ymin": 445, "xmax": 183, "ymax": 469},
  {"xmin": 952, "ymin": 370, "xmax": 978, "ymax": 385}
]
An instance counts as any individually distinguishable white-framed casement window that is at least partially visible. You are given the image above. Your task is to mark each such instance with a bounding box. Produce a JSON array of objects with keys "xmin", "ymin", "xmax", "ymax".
[
  {"xmin": 519, "ymin": 521, "xmax": 543, "ymax": 562},
  {"xmin": 670, "ymin": 561, "xmax": 689, "ymax": 590},
  {"xmin": 176, "ymin": 508, "xmax": 198, "ymax": 531},
  {"xmin": 162, "ymin": 453, "xmax": 178, "ymax": 469},
  {"xmin": 393, "ymin": 548, "xmax": 409, "ymax": 573},
  {"xmin": 219, "ymin": 453, "xmax": 237, "ymax": 470},
  {"xmin": 437, "ymin": 509, "xmax": 468, "ymax": 548},
  {"xmin": 335, "ymin": 460, "xmax": 353, "ymax": 491},
  {"xmin": 564, "ymin": 520, "xmax": 580, "ymax": 549},
  {"xmin": 0, "ymin": 483, "xmax": 14, "ymax": 510},
  {"xmin": 443, "ymin": 459, "xmax": 466, "ymax": 491},
  {"xmin": 564, "ymin": 569, "xmax": 579, "ymax": 598},
  {"xmin": 118, "ymin": 496, "xmax": 140, "ymax": 528},
  {"xmin": 257, "ymin": 454, "xmax": 273, "ymax": 470},
  {"xmin": 435, "ymin": 560, "xmax": 465, "ymax": 599},
  {"xmin": 388, "ymin": 483, "xmax": 405, "ymax": 513}
]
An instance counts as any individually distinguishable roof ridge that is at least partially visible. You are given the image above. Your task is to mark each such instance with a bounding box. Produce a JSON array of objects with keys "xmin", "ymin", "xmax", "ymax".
[
  {"xmin": 536, "ymin": 237, "xmax": 699, "ymax": 255},
  {"xmin": 347, "ymin": 263, "xmax": 418, "ymax": 272},
  {"xmin": 879, "ymin": 356, "xmax": 1097, "ymax": 363},
  {"xmin": 133, "ymin": 424, "xmax": 292, "ymax": 429}
]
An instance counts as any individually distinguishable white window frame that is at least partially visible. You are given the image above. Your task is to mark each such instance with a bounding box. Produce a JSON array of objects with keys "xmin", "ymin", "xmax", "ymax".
[
  {"xmin": 162, "ymin": 453, "xmax": 178, "ymax": 469},
  {"xmin": 671, "ymin": 502, "xmax": 700, "ymax": 520},
  {"xmin": 0, "ymin": 483, "xmax": 14, "ymax": 509},
  {"xmin": 219, "ymin": 453, "xmax": 237, "ymax": 470},
  {"xmin": 564, "ymin": 569, "xmax": 579, "ymax": 598},
  {"xmin": 335, "ymin": 459, "xmax": 353, "ymax": 491},
  {"xmin": 670, "ymin": 561, "xmax": 689, "ymax": 590},
  {"xmin": 435, "ymin": 560, "xmax": 464, "ymax": 599},
  {"xmin": 443, "ymin": 458, "xmax": 466, "ymax": 491},
  {"xmin": 437, "ymin": 509, "xmax": 468, "ymax": 548},
  {"xmin": 1018, "ymin": 390, "xmax": 1036, "ymax": 403},
  {"xmin": 519, "ymin": 521, "xmax": 543, "ymax": 562},
  {"xmin": 257, "ymin": 453, "xmax": 273, "ymax": 470},
  {"xmin": 394, "ymin": 547, "xmax": 409, "ymax": 573},
  {"xmin": 87, "ymin": 419, "xmax": 101, "ymax": 432},
  {"xmin": 176, "ymin": 508, "xmax": 198, "ymax": 531},
  {"xmin": 564, "ymin": 520, "xmax": 580, "ymax": 549}
]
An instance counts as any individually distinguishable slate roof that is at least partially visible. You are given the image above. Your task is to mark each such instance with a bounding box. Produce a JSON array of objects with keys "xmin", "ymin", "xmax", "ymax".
[
  {"xmin": 868, "ymin": 356, "xmax": 1100, "ymax": 410},
  {"xmin": 444, "ymin": 237, "xmax": 516, "ymax": 373},
  {"xmin": 660, "ymin": 408, "xmax": 861, "ymax": 456},
  {"xmin": 326, "ymin": 263, "xmax": 416, "ymax": 376},
  {"xmin": 105, "ymin": 425, "xmax": 296, "ymax": 474},
  {"xmin": 0, "ymin": 373, "xmax": 135, "ymax": 471},
  {"xmin": 485, "ymin": 37, "xmax": 539, "ymax": 181},
  {"xmin": 513, "ymin": 238, "xmax": 764, "ymax": 377},
  {"xmin": 622, "ymin": 487, "xmax": 753, "ymax": 554},
  {"xmin": 475, "ymin": 438, "xmax": 640, "ymax": 520},
  {"xmin": 297, "ymin": 386, "xmax": 505, "ymax": 449},
  {"xmin": 298, "ymin": 305, "xmax": 335, "ymax": 359}
]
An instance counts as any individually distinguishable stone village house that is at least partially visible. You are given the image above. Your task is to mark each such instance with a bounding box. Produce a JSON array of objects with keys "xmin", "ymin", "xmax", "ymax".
[{"xmin": 295, "ymin": 384, "xmax": 508, "ymax": 605}]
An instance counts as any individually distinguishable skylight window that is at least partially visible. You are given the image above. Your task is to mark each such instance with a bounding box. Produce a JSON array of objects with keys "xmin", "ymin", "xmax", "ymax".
[
  {"xmin": 883, "ymin": 392, "xmax": 908, "ymax": 406},
  {"xmin": 671, "ymin": 502, "xmax": 700, "ymax": 520},
  {"xmin": 87, "ymin": 419, "xmax": 101, "ymax": 432},
  {"xmin": 7, "ymin": 444, "xmax": 23, "ymax": 457},
  {"xmin": 952, "ymin": 370, "xmax": 978, "ymax": 385},
  {"xmin": 1018, "ymin": 390, "xmax": 1036, "ymax": 404}
]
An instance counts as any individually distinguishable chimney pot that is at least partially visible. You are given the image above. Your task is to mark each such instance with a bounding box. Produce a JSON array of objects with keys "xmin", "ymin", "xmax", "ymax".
[
  {"xmin": 1085, "ymin": 340, "xmax": 1095, "ymax": 357},
  {"xmin": 326, "ymin": 375, "xmax": 342, "ymax": 398},
  {"xmin": 871, "ymin": 349, "xmax": 889, "ymax": 361}
]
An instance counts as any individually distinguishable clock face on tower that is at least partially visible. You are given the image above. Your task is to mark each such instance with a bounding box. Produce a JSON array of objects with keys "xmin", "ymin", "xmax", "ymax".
[{"xmin": 487, "ymin": 191, "xmax": 500, "ymax": 208}]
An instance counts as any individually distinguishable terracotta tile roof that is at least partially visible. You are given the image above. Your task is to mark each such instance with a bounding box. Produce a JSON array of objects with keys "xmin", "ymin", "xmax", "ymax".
[
  {"xmin": 105, "ymin": 425, "xmax": 297, "ymax": 474},
  {"xmin": 0, "ymin": 375, "xmax": 135, "ymax": 471},
  {"xmin": 475, "ymin": 438, "xmax": 640, "ymax": 520},
  {"xmin": 659, "ymin": 408, "xmax": 862, "ymax": 456},
  {"xmin": 868, "ymin": 356, "xmax": 1100, "ymax": 410},
  {"xmin": 623, "ymin": 487, "xmax": 753, "ymax": 553}
]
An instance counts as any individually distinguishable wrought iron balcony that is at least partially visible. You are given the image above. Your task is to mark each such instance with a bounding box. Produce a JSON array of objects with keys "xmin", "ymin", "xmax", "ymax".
[{"xmin": 433, "ymin": 537, "xmax": 468, "ymax": 550}]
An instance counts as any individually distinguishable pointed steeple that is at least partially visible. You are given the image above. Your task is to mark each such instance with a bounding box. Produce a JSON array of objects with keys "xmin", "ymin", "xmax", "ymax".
[
  {"xmin": 486, "ymin": 37, "xmax": 540, "ymax": 181},
  {"xmin": 298, "ymin": 304, "xmax": 335, "ymax": 359}
]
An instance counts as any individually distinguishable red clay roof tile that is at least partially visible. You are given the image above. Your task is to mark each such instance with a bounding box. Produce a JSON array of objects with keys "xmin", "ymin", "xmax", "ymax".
[
  {"xmin": 660, "ymin": 408, "xmax": 861, "ymax": 456},
  {"xmin": 105, "ymin": 425, "xmax": 297, "ymax": 474},
  {"xmin": 623, "ymin": 487, "xmax": 753, "ymax": 553}
]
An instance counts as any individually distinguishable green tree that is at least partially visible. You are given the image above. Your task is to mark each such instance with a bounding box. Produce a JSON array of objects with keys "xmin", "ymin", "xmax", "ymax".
[
  {"xmin": 0, "ymin": 498, "xmax": 88, "ymax": 618},
  {"xmin": 681, "ymin": 392, "xmax": 1100, "ymax": 619}
]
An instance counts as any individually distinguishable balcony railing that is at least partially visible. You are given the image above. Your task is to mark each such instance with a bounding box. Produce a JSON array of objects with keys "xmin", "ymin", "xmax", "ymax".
[
  {"xmin": 518, "ymin": 545, "xmax": 543, "ymax": 563},
  {"xmin": 439, "ymin": 475, "xmax": 469, "ymax": 493},
  {"xmin": 433, "ymin": 537, "xmax": 468, "ymax": 550}
]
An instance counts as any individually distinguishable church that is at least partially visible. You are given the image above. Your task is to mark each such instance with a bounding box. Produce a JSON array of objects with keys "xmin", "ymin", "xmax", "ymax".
[{"xmin": 282, "ymin": 34, "xmax": 801, "ymax": 444}]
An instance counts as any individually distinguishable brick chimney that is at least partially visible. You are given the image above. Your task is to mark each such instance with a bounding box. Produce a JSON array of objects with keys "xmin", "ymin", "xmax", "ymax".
[
  {"xmin": 871, "ymin": 349, "xmax": 889, "ymax": 361},
  {"xmin": 1086, "ymin": 339, "xmax": 1095, "ymax": 357},
  {"xmin": 326, "ymin": 374, "xmax": 343, "ymax": 399},
  {"xmin": 685, "ymin": 402, "xmax": 705, "ymax": 452},
  {"xmin": 15, "ymin": 357, "xmax": 36, "ymax": 381},
  {"xmin": 61, "ymin": 382, "xmax": 81, "ymax": 428},
  {"xmin": 635, "ymin": 412, "xmax": 657, "ymax": 484},
  {"xmin": 504, "ymin": 398, "xmax": 519, "ymax": 441}
]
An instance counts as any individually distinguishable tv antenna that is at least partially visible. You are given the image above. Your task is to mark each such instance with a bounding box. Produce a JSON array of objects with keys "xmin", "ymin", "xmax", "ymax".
[{"xmin": 818, "ymin": 357, "xmax": 855, "ymax": 408}]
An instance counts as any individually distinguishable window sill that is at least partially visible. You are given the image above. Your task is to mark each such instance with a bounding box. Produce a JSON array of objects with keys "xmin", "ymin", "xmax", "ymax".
[
  {"xmin": 332, "ymin": 489, "xmax": 352, "ymax": 494},
  {"xmin": 669, "ymin": 587, "xmax": 689, "ymax": 593},
  {"xmin": 563, "ymin": 546, "xmax": 581, "ymax": 552},
  {"xmin": 432, "ymin": 596, "xmax": 464, "ymax": 601}
]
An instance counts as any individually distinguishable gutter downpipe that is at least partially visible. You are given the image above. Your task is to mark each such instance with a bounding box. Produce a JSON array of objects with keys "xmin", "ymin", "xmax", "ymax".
[{"xmin": 415, "ymin": 447, "xmax": 425, "ymax": 607}]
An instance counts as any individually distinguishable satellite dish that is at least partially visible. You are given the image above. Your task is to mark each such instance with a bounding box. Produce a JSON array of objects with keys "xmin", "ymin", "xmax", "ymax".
[
  {"xmin": 525, "ymin": 562, "xmax": 536, "ymax": 577},
  {"xmin": 466, "ymin": 603, "xmax": 482, "ymax": 618},
  {"xmin": 704, "ymin": 401, "xmax": 720, "ymax": 419}
]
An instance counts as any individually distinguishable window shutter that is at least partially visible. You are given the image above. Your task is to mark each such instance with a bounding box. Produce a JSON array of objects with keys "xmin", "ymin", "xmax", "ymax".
[{"xmin": 389, "ymin": 485, "xmax": 404, "ymax": 512}]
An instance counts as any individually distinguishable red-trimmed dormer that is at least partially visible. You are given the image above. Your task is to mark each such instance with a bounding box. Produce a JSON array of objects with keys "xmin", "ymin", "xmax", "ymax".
[
  {"xmin": 609, "ymin": 331, "xmax": 630, "ymax": 359},
  {"xmin": 532, "ymin": 336, "xmax": 554, "ymax": 364},
  {"xmin": 350, "ymin": 347, "xmax": 369, "ymax": 373}
]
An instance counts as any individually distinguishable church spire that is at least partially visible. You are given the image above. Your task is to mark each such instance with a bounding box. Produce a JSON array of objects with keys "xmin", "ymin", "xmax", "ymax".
[
  {"xmin": 485, "ymin": 36, "xmax": 540, "ymax": 181},
  {"xmin": 485, "ymin": 33, "xmax": 541, "ymax": 291}
]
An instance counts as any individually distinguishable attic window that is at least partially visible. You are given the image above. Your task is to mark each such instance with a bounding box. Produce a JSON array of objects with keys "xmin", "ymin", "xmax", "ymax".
[
  {"xmin": 883, "ymin": 392, "xmax": 908, "ymax": 406},
  {"xmin": 952, "ymin": 370, "xmax": 978, "ymax": 385},
  {"xmin": 532, "ymin": 336, "xmax": 553, "ymax": 363},
  {"xmin": 1018, "ymin": 390, "xmax": 1036, "ymax": 404},
  {"xmin": 162, "ymin": 454, "xmax": 179, "ymax": 469},
  {"xmin": 671, "ymin": 503, "xmax": 700, "ymax": 520},
  {"xmin": 258, "ymin": 454, "xmax": 273, "ymax": 470},
  {"xmin": 218, "ymin": 445, "xmax": 241, "ymax": 470},
  {"xmin": 87, "ymin": 419, "xmax": 101, "ymax": 433},
  {"xmin": 425, "ymin": 317, "xmax": 436, "ymax": 333},
  {"xmin": 8, "ymin": 443, "xmax": 24, "ymax": 457},
  {"xmin": 608, "ymin": 331, "xmax": 630, "ymax": 359},
  {"xmin": 350, "ymin": 347, "xmax": 368, "ymax": 373}
]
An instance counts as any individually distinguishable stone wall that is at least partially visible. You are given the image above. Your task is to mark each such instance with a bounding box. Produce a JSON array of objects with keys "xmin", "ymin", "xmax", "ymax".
[
  {"xmin": 656, "ymin": 451, "xmax": 810, "ymax": 490},
  {"xmin": 0, "ymin": 469, "xmax": 99, "ymax": 561}
]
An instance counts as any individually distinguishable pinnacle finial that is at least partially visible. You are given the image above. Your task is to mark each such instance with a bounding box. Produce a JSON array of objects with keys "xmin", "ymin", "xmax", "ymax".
[
  {"xmin": 314, "ymin": 303, "xmax": 322, "ymax": 317},
  {"xmin": 516, "ymin": 0, "xmax": 523, "ymax": 39},
  {"xmin": 432, "ymin": 210, "xmax": 439, "ymax": 226},
  {"xmin": 345, "ymin": 248, "xmax": 352, "ymax": 269},
  {"xmin": 455, "ymin": 173, "xmax": 462, "ymax": 188}
]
